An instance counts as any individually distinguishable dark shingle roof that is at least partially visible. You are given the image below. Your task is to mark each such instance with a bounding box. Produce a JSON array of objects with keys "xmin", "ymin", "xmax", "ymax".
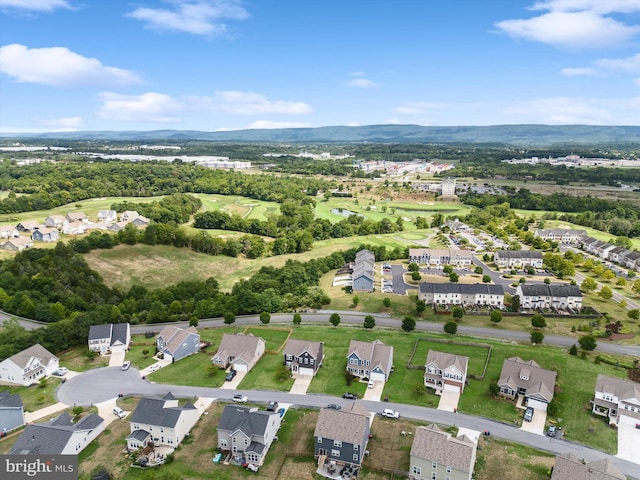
[
  {"xmin": 419, "ymin": 283, "xmax": 504, "ymax": 296},
  {"xmin": 217, "ymin": 405, "xmax": 278, "ymax": 438},
  {"xmin": 88, "ymin": 324, "xmax": 112, "ymax": 341},
  {"xmin": 129, "ymin": 396, "xmax": 196, "ymax": 428},
  {"xmin": 495, "ymin": 250, "xmax": 543, "ymax": 260},
  {"xmin": 111, "ymin": 323, "xmax": 129, "ymax": 346},
  {"xmin": 127, "ymin": 429, "xmax": 151, "ymax": 442},
  {"xmin": 519, "ymin": 283, "xmax": 582, "ymax": 298},
  {"xmin": 0, "ymin": 390, "xmax": 24, "ymax": 408}
]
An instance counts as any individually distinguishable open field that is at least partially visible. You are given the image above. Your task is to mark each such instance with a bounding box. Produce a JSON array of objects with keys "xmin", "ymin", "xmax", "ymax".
[{"xmin": 475, "ymin": 437, "xmax": 555, "ymax": 480}]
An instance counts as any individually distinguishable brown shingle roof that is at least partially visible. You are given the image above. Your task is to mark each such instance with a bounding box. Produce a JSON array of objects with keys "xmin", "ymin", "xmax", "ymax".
[
  {"xmin": 595, "ymin": 374, "xmax": 640, "ymax": 403},
  {"xmin": 158, "ymin": 325, "xmax": 199, "ymax": 355},
  {"xmin": 8, "ymin": 344, "xmax": 57, "ymax": 369},
  {"xmin": 426, "ymin": 350, "xmax": 468, "ymax": 375},
  {"xmin": 498, "ymin": 356, "xmax": 557, "ymax": 402},
  {"xmin": 551, "ymin": 453, "xmax": 626, "ymax": 480},
  {"xmin": 411, "ymin": 424, "xmax": 476, "ymax": 473},
  {"xmin": 213, "ymin": 333, "xmax": 264, "ymax": 361},
  {"xmin": 314, "ymin": 401, "xmax": 370, "ymax": 446}
]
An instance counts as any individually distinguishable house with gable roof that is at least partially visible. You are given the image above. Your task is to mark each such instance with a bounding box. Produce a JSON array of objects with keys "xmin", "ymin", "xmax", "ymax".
[
  {"xmin": 592, "ymin": 374, "xmax": 640, "ymax": 426},
  {"xmin": 0, "ymin": 344, "xmax": 59, "ymax": 386},
  {"xmin": 44, "ymin": 215, "xmax": 66, "ymax": 229},
  {"xmin": 498, "ymin": 356, "xmax": 557, "ymax": 411},
  {"xmin": 0, "ymin": 237, "xmax": 33, "ymax": 251},
  {"xmin": 10, "ymin": 412, "xmax": 104, "ymax": 455},
  {"xmin": 31, "ymin": 227, "xmax": 60, "ymax": 242},
  {"xmin": 16, "ymin": 220, "xmax": 41, "ymax": 232},
  {"xmin": 283, "ymin": 338, "xmax": 324, "ymax": 376},
  {"xmin": 352, "ymin": 248, "xmax": 375, "ymax": 292},
  {"xmin": 88, "ymin": 323, "xmax": 131, "ymax": 355},
  {"xmin": 0, "ymin": 225, "xmax": 19, "ymax": 238},
  {"xmin": 314, "ymin": 401, "xmax": 371, "ymax": 469},
  {"xmin": 0, "ymin": 390, "xmax": 25, "ymax": 433},
  {"xmin": 424, "ymin": 350, "xmax": 469, "ymax": 394},
  {"xmin": 494, "ymin": 250, "xmax": 543, "ymax": 269},
  {"xmin": 131, "ymin": 215, "xmax": 151, "ymax": 227},
  {"xmin": 550, "ymin": 453, "xmax": 626, "ymax": 480},
  {"xmin": 127, "ymin": 392, "xmax": 201, "ymax": 450},
  {"xmin": 515, "ymin": 283, "xmax": 582, "ymax": 311},
  {"xmin": 98, "ymin": 209, "xmax": 117, "ymax": 223},
  {"xmin": 346, "ymin": 339, "xmax": 393, "ymax": 382},
  {"xmin": 409, "ymin": 423, "xmax": 477, "ymax": 480},
  {"xmin": 211, "ymin": 333, "xmax": 265, "ymax": 372},
  {"xmin": 120, "ymin": 210, "xmax": 140, "ymax": 222},
  {"xmin": 156, "ymin": 325, "xmax": 200, "ymax": 363},
  {"xmin": 217, "ymin": 404, "xmax": 282, "ymax": 466}
]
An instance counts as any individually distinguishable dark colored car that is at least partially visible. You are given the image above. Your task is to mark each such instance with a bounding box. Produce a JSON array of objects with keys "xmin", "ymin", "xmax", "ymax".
[
  {"xmin": 327, "ymin": 404, "xmax": 342, "ymax": 410},
  {"xmin": 225, "ymin": 369, "xmax": 237, "ymax": 382},
  {"xmin": 342, "ymin": 393, "xmax": 357, "ymax": 400},
  {"xmin": 267, "ymin": 401, "xmax": 278, "ymax": 412}
]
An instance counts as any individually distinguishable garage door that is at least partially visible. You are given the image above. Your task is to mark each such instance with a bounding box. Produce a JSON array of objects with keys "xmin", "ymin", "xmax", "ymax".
[
  {"xmin": 527, "ymin": 398, "xmax": 548, "ymax": 411},
  {"xmin": 443, "ymin": 383, "xmax": 461, "ymax": 393},
  {"xmin": 618, "ymin": 414, "xmax": 638, "ymax": 426},
  {"xmin": 299, "ymin": 367, "xmax": 314, "ymax": 376},
  {"xmin": 233, "ymin": 363, "xmax": 248, "ymax": 372},
  {"xmin": 370, "ymin": 372, "xmax": 386, "ymax": 382}
]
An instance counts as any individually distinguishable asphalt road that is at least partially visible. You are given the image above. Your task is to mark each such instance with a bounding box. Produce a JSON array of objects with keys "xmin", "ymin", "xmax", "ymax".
[{"xmin": 57, "ymin": 365, "xmax": 640, "ymax": 480}]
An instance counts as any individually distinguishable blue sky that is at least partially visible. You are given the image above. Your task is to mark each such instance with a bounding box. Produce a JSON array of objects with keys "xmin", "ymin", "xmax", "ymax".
[{"xmin": 1, "ymin": 0, "xmax": 640, "ymax": 132}]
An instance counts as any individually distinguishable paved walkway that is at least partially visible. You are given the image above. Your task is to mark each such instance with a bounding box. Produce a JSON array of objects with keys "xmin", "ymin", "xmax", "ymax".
[
  {"xmin": 139, "ymin": 356, "xmax": 172, "ymax": 377},
  {"xmin": 289, "ymin": 375, "xmax": 313, "ymax": 395},
  {"xmin": 24, "ymin": 402, "xmax": 68, "ymax": 423}
]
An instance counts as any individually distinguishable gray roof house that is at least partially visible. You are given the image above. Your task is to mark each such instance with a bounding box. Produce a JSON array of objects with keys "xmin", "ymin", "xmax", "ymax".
[
  {"xmin": 0, "ymin": 343, "xmax": 59, "ymax": 386},
  {"xmin": 346, "ymin": 339, "xmax": 394, "ymax": 382},
  {"xmin": 31, "ymin": 227, "xmax": 60, "ymax": 242},
  {"xmin": 283, "ymin": 339, "xmax": 324, "ymax": 376},
  {"xmin": 211, "ymin": 333, "xmax": 265, "ymax": 372},
  {"xmin": 0, "ymin": 390, "xmax": 25, "ymax": 434},
  {"xmin": 515, "ymin": 283, "xmax": 582, "ymax": 311},
  {"xmin": 550, "ymin": 453, "xmax": 626, "ymax": 480},
  {"xmin": 44, "ymin": 215, "xmax": 66, "ymax": 229},
  {"xmin": 10, "ymin": 412, "xmax": 105, "ymax": 455},
  {"xmin": 88, "ymin": 323, "xmax": 131, "ymax": 354},
  {"xmin": 352, "ymin": 248, "xmax": 375, "ymax": 292},
  {"xmin": 98, "ymin": 210, "xmax": 117, "ymax": 223},
  {"xmin": 156, "ymin": 325, "xmax": 200, "ymax": 363},
  {"xmin": 424, "ymin": 350, "xmax": 469, "ymax": 394},
  {"xmin": 494, "ymin": 250, "xmax": 543, "ymax": 268},
  {"xmin": 0, "ymin": 225, "xmax": 19, "ymax": 239},
  {"xmin": 418, "ymin": 283, "xmax": 504, "ymax": 308},
  {"xmin": 592, "ymin": 374, "xmax": 640, "ymax": 425},
  {"xmin": 66, "ymin": 211, "xmax": 89, "ymax": 223},
  {"xmin": 498, "ymin": 356, "xmax": 557, "ymax": 411},
  {"xmin": 409, "ymin": 423, "xmax": 477, "ymax": 480},
  {"xmin": 217, "ymin": 405, "xmax": 282, "ymax": 466},
  {"xmin": 127, "ymin": 392, "xmax": 201, "ymax": 450},
  {"xmin": 314, "ymin": 401, "xmax": 371, "ymax": 469}
]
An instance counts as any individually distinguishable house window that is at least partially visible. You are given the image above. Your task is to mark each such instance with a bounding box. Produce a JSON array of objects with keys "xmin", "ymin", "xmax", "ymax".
[
  {"xmin": 432, "ymin": 473, "xmax": 437, "ymax": 480},
  {"xmin": 432, "ymin": 461, "xmax": 437, "ymax": 469},
  {"xmin": 353, "ymin": 454, "xmax": 358, "ymax": 461},
  {"xmin": 233, "ymin": 437, "xmax": 236, "ymax": 443},
  {"xmin": 317, "ymin": 437, "xmax": 322, "ymax": 443},
  {"xmin": 220, "ymin": 439, "xmax": 227, "ymax": 447},
  {"xmin": 333, "ymin": 440, "xmax": 342, "ymax": 447},
  {"xmin": 331, "ymin": 449, "xmax": 340, "ymax": 457},
  {"xmin": 245, "ymin": 438, "xmax": 248, "ymax": 445},
  {"xmin": 446, "ymin": 466, "xmax": 452, "ymax": 473},
  {"xmin": 413, "ymin": 466, "xmax": 421, "ymax": 475},
  {"xmin": 353, "ymin": 444, "xmax": 358, "ymax": 451}
]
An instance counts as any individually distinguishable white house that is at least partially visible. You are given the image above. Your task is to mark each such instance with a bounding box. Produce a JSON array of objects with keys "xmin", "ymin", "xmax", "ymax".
[
  {"xmin": 592, "ymin": 374, "xmax": 640, "ymax": 426},
  {"xmin": 424, "ymin": 350, "xmax": 469, "ymax": 394},
  {"xmin": 98, "ymin": 210, "xmax": 117, "ymax": 223},
  {"xmin": 515, "ymin": 284, "xmax": 582, "ymax": 311},
  {"xmin": 494, "ymin": 250, "xmax": 543, "ymax": 269},
  {"xmin": 0, "ymin": 344, "xmax": 59, "ymax": 386},
  {"xmin": 88, "ymin": 323, "xmax": 131, "ymax": 355}
]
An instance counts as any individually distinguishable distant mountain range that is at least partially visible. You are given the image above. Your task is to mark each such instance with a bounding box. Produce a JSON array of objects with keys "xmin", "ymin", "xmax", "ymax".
[{"xmin": 3, "ymin": 124, "xmax": 640, "ymax": 145}]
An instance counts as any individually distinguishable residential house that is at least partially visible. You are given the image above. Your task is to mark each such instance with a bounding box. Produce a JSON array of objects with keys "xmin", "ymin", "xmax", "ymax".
[
  {"xmin": 0, "ymin": 344, "xmax": 59, "ymax": 386},
  {"xmin": 31, "ymin": 227, "xmax": 60, "ymax": 242},
  {"xmin": 596, "ymin": 243, "xmax": 615, "ymax": 259},
  {"xmin": 494, "ymin": 250, "xmax": 543, "ymax": 269},
  {"xmin": 498, "ymin": 356, "xmax": 557, "ymax": 411},
  {"xmin": 515, "ymin": 284, "xmax": 583, "ymax": 311},
  {"xmin": 418, "ymin": 283, "xmax": 505, "ymax": 308},
  {"xmin": 584, "ymin": 239, "xmax": 607, "ymax": 255},
  {"xmin": 534, "ymin": 229, "xmax": 586, "ymax": 244},
  {"xmin": 156, "ymin": 325, "xmax": 200, "ymax": 363},
  {"xmin": 62, "ymin": 221, "xmax": 87, "ymax": 235},
  {"xmin": 10, "ymin": 412, "xmax": 104, "ymax": 455},
  {"xmin": 0, "ymin": 225, "xmax": 19, "ymax": 238},
  {"xmin": 314, "ymin": 401, "xmax": 371, "ymax": 468},
  {"xmin": 0, "ymin": 390, "xmax": 25, "ymax": 433},
  {"xmin": 283, "ymin": 339, "xmax": 324, "ymax": 376},
  {"xmin": 120, "ymin": 210, "xmax": 140, "ymax": 222},
  {"xmin": 44, "ymin": 215, "xmax": 66, "ymax": 229},
  {"xmin": 127, "ymin": 392, "xmax": 201, "ymax": 450},
  {"xmin": 607, "ymin": 246, "xmax": 629, "ymax": 263},
  {"xmin": 409, "ymin": 248, "xmax": 473, "ymax": 267},
  {"xmin": 579, "ymin": 236, "xmax": 599, "ymax": 252},
  {"xmin": 424, "ymin": 350, "xmax": 469, "ymax": 394},
  {"xmin": 211, "ymin": 333, "xmax": 265, "ymax": 372},
  {"xmin": 66, "ymin": 211, "xmax": 89, "ymax": 223},
  {"xmin": 217, "ymin": 405, "xmax": 282, "ymax": 466},
  {"xmin": 88, "ymin": 323, "xmax": 131, "ymax": 355},
  {"xmin": 132, "ymin": 215, "xmax": 151, "ymax": 227},
  {"xmin": 409, "ymin": 423, "xmax": 477, "ymax": 480},
  {"xmin": 346, "ymin": 339, "xmax": 394, "ymax": 382},
  {"xmin": 352, "ymin": 249, "xmax": 375, "ymax": 292},
  {"xmin": 620, "ymin": 250, "xmax": 640, "ymax": 270},
  {"xmin": 550, "ymin": 453, "xmax": 626, "ymax": 480},
  {"xmin": 107, "ymin": 221, "xmax": 129, "ymax": 232},
  {"xmin": 0, "ymin": 237, "xmax": 33, "ymax": 251},
  {"xmin": 98, "ymin": 209, "xmax": 117, "ymax": 223},
  {"xmin": 16, "ymin": 220, "xmax": 40, "ymax": 232},
  {"xmin": 592, "ymin": 374, "xmax": 640, "ymax": 426}
]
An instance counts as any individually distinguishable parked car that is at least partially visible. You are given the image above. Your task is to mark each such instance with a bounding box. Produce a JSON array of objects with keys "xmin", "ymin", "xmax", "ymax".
[
  {"xmin": 367, "ymin": 379, "xmax": 375, "ymax": 389},
  {"xmin": 121, "ymin": 361, "xmax": 131, "ymax": 371},
  {"xmin": 149, "ymin": 364, "xmax": 160, "ymax": 372},
  {"xmin": 547, "ymin": 425, "xmax": 556, "ymax": 437},
  {"xmin": 267, "ymin": 401, "xmax": 279, "ymax": 412},
  {"xmin": 381, "ymin": 409, "xmax": 400, "ymax": 419},
  {"xmin": 524, "ymin": 407, "xmax": 534, "ymax": 422},
  {"xmin": 52, "ymin": 367, "xmax": 68, "ymax": 376},
  {"xmin": 327, "ymin": 404, "xmax": 342, "ymax": 410},
  {"xmin": 113, "ymin": 407, "xmax": 126, "ymax": 418},
  {"xmin": 233, "ymin": 394, "xmax": 248, "ymax": 403},
  {"xmin": 245, "ymin": 463, "xmax": 259, "ymax": 472},
  {"xmin": 342, "ymin": 393, "xmax": 357, "ymax": 400},
  {"xmin": 225, "ymin": 369, "xmax": 237, "ymax": 381}
]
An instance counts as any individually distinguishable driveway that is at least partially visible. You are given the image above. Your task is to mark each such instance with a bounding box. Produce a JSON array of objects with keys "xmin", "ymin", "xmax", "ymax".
[
  {"xmin": 289, "ymin": 375, "xmax": 313, "ymax": 395},
  {"xmin": 95, "ymin": 398, "xmax": 124, "ymax": 427},
  {"xmin": 24, "ymin": 402, "xmax": 68, "ymax": 423},
  {"xmin": 219, "ymin": 370, "xmax": 247, "ymax": 390},
  {"xmin": 519, "ymin": 408, "xmax": 546, "ymax": 435},
  {"xmin": 139, "ymin": 356, "xmax": 172, "ymax": 377},
  {"xmin": 108, "ymin": 351, "xmax": 126, "ymax": 367},
  {"xmin": 437, "ymin": 390, "xmax": 461, "ymax": 412},
  {"xmin": 617, "ymin": 417, "xmax": 640, "ymax": 463},
  {"xmin": 362, "ymin": 380, "xmax": 384, "ymax": 402}
]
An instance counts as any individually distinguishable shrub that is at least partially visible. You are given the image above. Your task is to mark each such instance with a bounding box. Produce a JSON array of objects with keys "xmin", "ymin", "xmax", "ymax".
[
  {"xmin": 490, "ymin": 310, "xmax": 502, "ymax": 323},
  {"xmin": 383, "ymin": 297, "xmax": 391, "ymax": 308},
  {"xmin": 530, "ymin": 330, "xmax": 544, "ymax": 344},
  {"xmin": 402, "ymin": 316, "xmax": 416, "ymax": 332},
  {"xmin": 452, "ymin": 306, "xmax": 464, "ymax": 320},
  {"xmin": 223, "ymin": 312, "xmax": 236, "ymax": 325},
  {"xmin": 569, "ymin": 344, "xmax": 578, "ymax": 356},
  {"xmin": 293, "ymin": 312, "xmax": 302, "ymax": 325},
  {"xmin": 364, "ymin": 315, "xmax": 375, "ymax": 329},
  {"xmin": 531, "ymin": 314, "xmax": 546, "ymax": 328},
  {"xmin": 444, "ymin": 321, "xmax": 458, "ymax": 334},
  {"xmin": 329, "ymin": 313, "xmax": 341, "ymax": 327},
  {"xmin": 259, "ymin": 311, "xmax": 271, "ymax": 325},
  {"xmin": 579, "ymin": 334, "xmax": 597, "ymax": 351}
]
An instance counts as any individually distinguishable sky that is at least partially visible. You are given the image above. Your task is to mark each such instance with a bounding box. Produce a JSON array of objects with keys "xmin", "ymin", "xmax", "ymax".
[{"xmin": 1, "ymin": 0, "xmax": 640, "ymax": 133}]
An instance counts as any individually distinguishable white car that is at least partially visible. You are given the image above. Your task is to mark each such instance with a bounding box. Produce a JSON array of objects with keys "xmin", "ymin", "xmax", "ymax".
[
  {"xmin": 381, "ymin": 409, "xmax": 400, "ymax": 419},
  {"xmin": 121, "ymin": 361, "xmax": 131, "ymax": 371},
  {"xmin": 53, "ymin": 367, "xmax": 68, "ymax": 376},
  {"xmin": 367, "ymin": 379, "xmax": 375, "ymax": 389},
  {"xmin": 233, "ymin": 394, "xmax": 248, "ymax": 403},
  {"xmin": 149, "ymin": 364, "xmax": 160, "ymax": 372},
  {"xmin": 113, "ymin": 406, "xmax": 126, "ymax": 418}
]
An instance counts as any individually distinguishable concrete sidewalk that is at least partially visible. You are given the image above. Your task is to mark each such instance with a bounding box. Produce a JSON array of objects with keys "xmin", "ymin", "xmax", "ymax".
[{"xmin": 24, "ymin": 402, "xmax": 68, "ymax": 423}]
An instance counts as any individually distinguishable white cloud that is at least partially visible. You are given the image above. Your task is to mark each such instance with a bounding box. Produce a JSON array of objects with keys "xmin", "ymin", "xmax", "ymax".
[
  {"xmin": 347, "ymin": 78, "xmax": 377, "ymax": 88},
  {"xmin": 394, "ymin": 102, "xmax": 449, "ymax": 115},
  {"xmin": 0, "ymin": 0, "xmax": 71, "ymax": 12},
  {"xmin": 495, "ymin": 11, "xmax": 639, "ymax": 48},
  {"xmin": 504, "ymin": 97, "xmax": 614, "ymax": 124},
  {"xmin": 595, "ymin": 53, "xmax": 640, "ymax": 72},
  {"xmin": 531, "ymin": 0, "xmax": 640, "ymax": 15},
  {"xmin": 560, "ymin": 67, "xmax": 599, "ymax": 76},
  {"xmin": 200, "ymin": 90, "xmax": 313, "ymax": 115},
  {"xmin": 127, "ymin": 0, "xmax": 249, "ymax": 36},
  {"xmin": 246, "ymin": 120, "xmax": 309, "ymax": 129},
  {"xmin": 97, "ymin": 92, "xmax": 182, "ymax": 122},
  {"xmin": 0, "ymin": 44, "xmax": 142, "ymax": 87},
  {"xmin": 33, "ymin": 116, "xmax": 84, "ymax": 130}
]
